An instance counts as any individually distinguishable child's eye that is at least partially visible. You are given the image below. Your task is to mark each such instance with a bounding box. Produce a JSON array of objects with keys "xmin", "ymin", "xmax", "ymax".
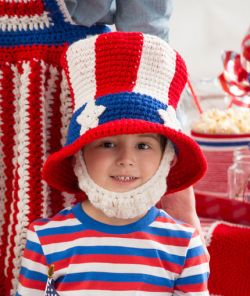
[
  {"xmin": 137, "ymin": 143, "xmax": 150, "ymax": 150},
  {"xmin": 101, "ymin": 142, "xmax": 115, "ymax": 148}
]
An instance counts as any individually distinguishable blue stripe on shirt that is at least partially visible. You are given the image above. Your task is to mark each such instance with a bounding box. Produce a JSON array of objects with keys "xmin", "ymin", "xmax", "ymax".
[
  {"xmin": 186, "ymin": 245, "xmax": 205, "ymax": 258},
  {"xmin": 19, "ymin": 266, "xmax": 47, "ymax": 282},
  {"xmin": 175, "ymin": 272, "xmax": 209, "ymax": 285},
  {"xmin": 146, "ymin": 226, "xmax": 193, "ymax": 239},
  {"xmin": 57, "ymin": 271, "xmax": 175, "ymax": 288},
  {"xmin": 36, "ymin": 223, "xmax": 192, "ymax": 239},
  {"xmin": 26, "ymin": 240, "xmax": 44, "ymax": 255},
  {"xmin": 46, "ymin": 245, "xmax": 185, "ymax": 266}
]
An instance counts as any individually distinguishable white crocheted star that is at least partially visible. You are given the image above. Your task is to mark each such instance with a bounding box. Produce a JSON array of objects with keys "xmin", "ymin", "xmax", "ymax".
[
  {"xmin": 76, "ymin": 99, "xmax": 106, "ymax": 135},
  {"xmin": 158, "ymin": 105, "xmax": 181, "ymax": 131}
]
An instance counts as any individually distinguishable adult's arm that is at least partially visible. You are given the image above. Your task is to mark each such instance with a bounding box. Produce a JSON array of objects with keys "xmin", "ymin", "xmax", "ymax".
[
  {"xmin": 65, "ymin": 0, "xmax": 173, "ymax": 42},
  {"xmin": 65, "ymin": 0, "xmax": 114, "ymax": 27},
  {"xmin": 115, "ymin": 0, "xmax": 173, "ymax": 42}
]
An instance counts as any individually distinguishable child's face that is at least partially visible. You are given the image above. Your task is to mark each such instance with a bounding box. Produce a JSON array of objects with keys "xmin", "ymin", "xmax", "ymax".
[{"xmin": 83, "ymin": 134, "xmax": 163, "ymax": 193}]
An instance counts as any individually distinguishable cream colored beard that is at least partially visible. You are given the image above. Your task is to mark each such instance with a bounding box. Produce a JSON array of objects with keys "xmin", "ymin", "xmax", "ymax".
[{"xmin": 74, "ymin": 141, "xmax": 175, "ymax": 219}]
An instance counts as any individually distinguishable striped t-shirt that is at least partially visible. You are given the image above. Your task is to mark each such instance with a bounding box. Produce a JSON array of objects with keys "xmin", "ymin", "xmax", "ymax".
[{"xmin": 17, "ymin": 203, "xmax": 209, "ymax": 296}]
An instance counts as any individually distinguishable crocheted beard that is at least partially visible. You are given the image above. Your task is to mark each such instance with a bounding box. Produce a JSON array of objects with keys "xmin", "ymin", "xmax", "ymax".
[{"xmin": 74, "ymin": 141, "xmax": 175, "ymax": 219}]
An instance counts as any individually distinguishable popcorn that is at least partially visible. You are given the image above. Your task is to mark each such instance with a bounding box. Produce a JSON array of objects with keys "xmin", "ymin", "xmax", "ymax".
[{"xmin": 192, "ymin": 108, "xmax": 250, "ymax": 134}]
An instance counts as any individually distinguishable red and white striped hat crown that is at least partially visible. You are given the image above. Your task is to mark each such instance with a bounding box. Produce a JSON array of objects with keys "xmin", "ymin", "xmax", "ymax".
[{"xmin": 43, "ymin": 32, "xmax": 207, "ymax": 194}]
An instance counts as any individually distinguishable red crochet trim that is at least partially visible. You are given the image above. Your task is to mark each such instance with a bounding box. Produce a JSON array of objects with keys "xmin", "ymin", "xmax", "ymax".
[
  {"xmin": 0, "ymin": 45, "xmax": 66, "ymax": 64},
  {"xmin": 0, "ymin": 1, "xmax": 45, "ymax": 17}
]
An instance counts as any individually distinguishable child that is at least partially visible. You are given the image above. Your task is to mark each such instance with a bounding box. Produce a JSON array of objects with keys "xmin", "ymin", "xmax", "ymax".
[
  {"xmin": 16, "ymin": 32, "xmax": 209, "ymax": 295},
  {"xmin": 64, "ymin": 0, "xmax": 208, "ymax": 247}
]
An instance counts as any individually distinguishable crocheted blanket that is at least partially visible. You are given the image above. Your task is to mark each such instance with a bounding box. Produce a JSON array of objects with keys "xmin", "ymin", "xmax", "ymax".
[
  {"xmin": 0, "ymin": 1, "xmax": 109, "ymax": 295},
  {"xmin": 201, "ymin": 218, "xmax": 250, "ymax": 296}
]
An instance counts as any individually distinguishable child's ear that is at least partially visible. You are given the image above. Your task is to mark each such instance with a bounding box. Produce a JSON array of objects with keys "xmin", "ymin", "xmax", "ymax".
[{"xmin": 170, "ymin": 155, "xmax": 178, "ymax": 168}]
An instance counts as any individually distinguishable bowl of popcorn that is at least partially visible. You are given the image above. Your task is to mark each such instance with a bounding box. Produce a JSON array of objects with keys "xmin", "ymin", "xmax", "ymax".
[{"xmin": 191, "ymin": 108, "xmax": 250, "ymax": 198}]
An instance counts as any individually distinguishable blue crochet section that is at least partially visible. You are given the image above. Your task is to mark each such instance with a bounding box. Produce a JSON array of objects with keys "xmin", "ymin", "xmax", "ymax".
[
  {"xmin": 0, "ymin": 0, "xmax": 110, "ymax": 47},
  {"xmin": 195, "ymin": 140, "xmax": 250, "ymax": 148},
  {"xmin": 66, "ymin": 105, "xmax": 87, "ymax": 146},
  {"xmin": 66, "ymin": 92, "xmax": 167, "ymax": 146}
]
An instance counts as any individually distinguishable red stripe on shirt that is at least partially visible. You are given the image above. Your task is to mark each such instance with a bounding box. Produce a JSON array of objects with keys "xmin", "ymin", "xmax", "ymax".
[
  {"xmin": 54, "ymin": 253, "xmax": 182, "ymax": 274},
  {"xmin": 39, "ymin": 229, "xmax": 190, "ymax": 247},
  {"xmin": 57, "ymin": 280, "xmax": 173, "ymax": 293},
  {"xmin": 19, "ymin": 274, "xmax": 46, "ymax": 290}
]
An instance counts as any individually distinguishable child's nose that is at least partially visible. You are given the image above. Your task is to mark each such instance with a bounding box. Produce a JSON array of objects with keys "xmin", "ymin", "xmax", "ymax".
[{"xmin": 116, "ymin": 147, "xmax": 136, "ymax": 167}]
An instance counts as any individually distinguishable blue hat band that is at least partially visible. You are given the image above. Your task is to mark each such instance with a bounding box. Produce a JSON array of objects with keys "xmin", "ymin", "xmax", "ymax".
[{"xmin": 66, "ymin": 92, "xmax": 167, "ymax": 145}]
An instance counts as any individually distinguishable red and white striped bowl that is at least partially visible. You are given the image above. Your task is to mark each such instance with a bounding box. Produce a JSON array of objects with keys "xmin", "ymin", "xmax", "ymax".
[{"xmin": 191, "ymin": 131, "xmax": 250, "ymax": 197}]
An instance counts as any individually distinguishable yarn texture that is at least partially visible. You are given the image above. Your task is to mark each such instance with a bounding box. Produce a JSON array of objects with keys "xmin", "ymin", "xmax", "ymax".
[
  {"xmin": 43, "ymin": 32, "xmax": 207, "ymax": 195},
  {"xmin": 0, "ymin": 1, "xmax": 108, "ymax": 295}
]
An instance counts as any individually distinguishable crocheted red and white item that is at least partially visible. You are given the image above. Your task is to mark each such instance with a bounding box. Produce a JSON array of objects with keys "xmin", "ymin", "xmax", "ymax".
[
  {"xmin": 218, "ymin": 28, "xmax": 250, "ymax": 101},
  {"xmin": 42, "ymin": 32, "xmax": 207, "ymax": 195},
  {"xmin": 0, "ymin": 1, "xmax": 108, "ymax": 295}
]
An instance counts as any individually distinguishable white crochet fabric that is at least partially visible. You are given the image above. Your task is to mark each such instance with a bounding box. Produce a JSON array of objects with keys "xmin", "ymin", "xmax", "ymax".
[{"xmin": 74, "ymin": 141, "xmax": 175, "ymax": 219}]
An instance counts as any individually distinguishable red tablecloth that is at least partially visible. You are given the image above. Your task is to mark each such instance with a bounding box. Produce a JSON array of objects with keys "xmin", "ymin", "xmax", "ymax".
[{"xmin": 196, "ymin": 193, "xmax": 250, "ymax": 226}]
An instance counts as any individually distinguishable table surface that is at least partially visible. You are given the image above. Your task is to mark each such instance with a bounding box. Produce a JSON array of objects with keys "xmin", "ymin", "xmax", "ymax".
[{"xmin": 195, "ymin": 193, "xmax": 250, "ymax": 226}]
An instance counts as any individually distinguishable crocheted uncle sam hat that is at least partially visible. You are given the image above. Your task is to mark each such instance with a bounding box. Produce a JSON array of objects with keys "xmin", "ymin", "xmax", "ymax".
[{"xmin": 42, "ymin": 32, "xmax": 207, "ymax": 194}]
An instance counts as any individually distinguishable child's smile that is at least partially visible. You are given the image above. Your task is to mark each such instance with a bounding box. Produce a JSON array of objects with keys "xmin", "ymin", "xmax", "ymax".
[
  {"xmin": 111, "ymin": 175, "xmax": 138, "ymax": 182},
  {"xmin": 83, "ymin": 133, "xmax": 163, "ymax": 192},
  {"xmin": 110, "ymin": 175, "xmax": 139, "ymax": 188}
]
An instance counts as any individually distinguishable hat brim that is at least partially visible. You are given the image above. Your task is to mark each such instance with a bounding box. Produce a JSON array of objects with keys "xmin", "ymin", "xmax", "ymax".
[{"xmin": 42, "ymin": 119, "xmax": 207, "ymax": 194}]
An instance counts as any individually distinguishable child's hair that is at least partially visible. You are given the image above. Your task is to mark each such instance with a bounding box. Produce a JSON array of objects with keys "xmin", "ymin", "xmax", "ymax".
[{"xmin": 160, "ymin": 135, "xmax": 167, "ymax": 151}]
